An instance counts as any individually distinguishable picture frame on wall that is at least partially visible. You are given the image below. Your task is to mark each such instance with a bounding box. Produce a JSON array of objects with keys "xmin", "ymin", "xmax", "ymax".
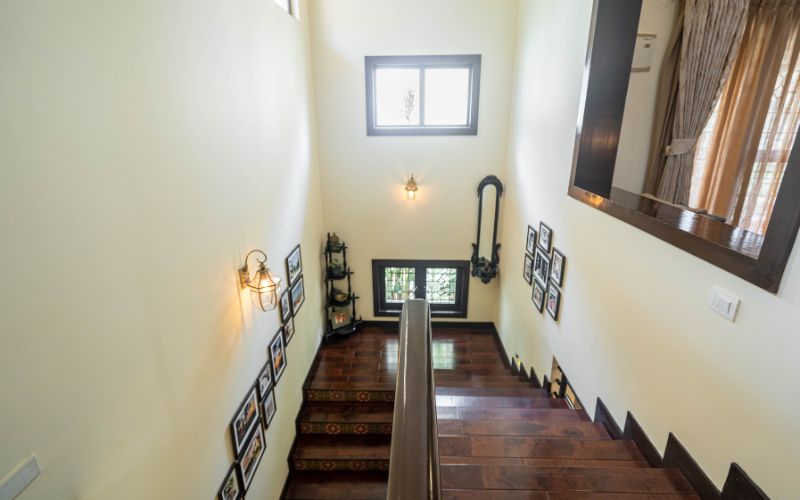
[
  {"xmin": 237, "ymin": 425, "xmax": 266, "ymax": 491},
  {"xmin": 538, "ymin": 222, "xmax": 552, "ymax": 252},
  {"xmin": 523, "ymin": 253, "xmax": 534, "ymax": 285},
  {"xmin": 229, "ymin": 385, "xmax": 260, "ymax": 457},
  {"xmin": 262, "ymin": 388, "xmax": 276, "ymax": 428},
  {"xmin": 278, "ymin": 289, "xmax": 291, "ymax": 323},
  {"xmin": 285, "ymin": 245, "xmax": 303, "ymax": 285},
  {"xmin": 256, "ymin": 361, "xmax": 272, "ymax": 401},
  {"xmin": 525, "ymin": 225, "xmax": 537, "ymax": 255},
  {"xmin": 283, "ymin": 316, "xmax": 295, "ymax": 344},
  {"xmin": 216, "ymin": 463, "xmax": 243, "ymax": 500},
  {"xmin": 290, "ymin": 276, "xmax": 305, "ymax": 315},
  {"xmin": 270, "ymin": 329, "xmax": 287, "ymax": 383},
  {"xmin": 550, "ymin": 248, "xmax": 566, "ymax": 287},
  {"xmin": 533, "ymin": 247, "xmax": 550, "ymax": 286},
  {"xmin": 532, "ymin": 280, "xmax": 545, "ymax": 312},
  {"xmin": 546, "ymin": 282, "xmax": 561, "ymax": 320}
]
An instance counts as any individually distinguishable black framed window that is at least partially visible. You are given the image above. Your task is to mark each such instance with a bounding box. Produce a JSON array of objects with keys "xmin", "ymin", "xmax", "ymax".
[
  {"xmin": 372, "ymin": 259, "xmax": 469, "ymax": 317},
  {"xmin": 365, "ymin": 55, "xmax": 481, "ymax": 136}
]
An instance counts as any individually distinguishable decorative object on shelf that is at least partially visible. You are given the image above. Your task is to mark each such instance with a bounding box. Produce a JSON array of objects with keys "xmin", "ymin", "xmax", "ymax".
[
  {"xmin": 256, "ymin": 361, "xmax": 273, "ymax": 401},
  {"xmin": 270, "ymin": 329, "xmax": 287, "ymax": 383},
  {"xmin": 290, "ymin": 276, "xmax": 305, "ymax": 315},
  {"xmin": 405, "ymin": 174, "xmax": 419, "ymax": 200},
  {"xmin": 278, "ymin": 289, "xmax": 291, "ymax": 323},
  {"xmin": 546, "ymin": 282, "xmax": 561, "ymax": 320},
  {"xmin": 285, "ymin": 244, "xmax": 303, "ymax": 285},
  {"xmin": 532, "ymin": 281, "xmax": 545, "ymax": 312},
  {"xmin": 237, "ymin": 425, "xmax": 265, "ymax": 491},
  {"xmin": 550, "ymin": 248, "xmax": 566, "ymax": 287},
  {"xmin": 523, "ymin": 253, "xmax": 533, "ymax": 285},
  {"xmin": 239, "ymin": 250, "xmax": 281, "ymax": 312},
  {"xmin": 533, "ymin": 247, "xmax": 550, "ymax": 286},
  {"xmin": 324, "ymin": 232, "xmax": 363, "ymax": 341},
  {"xmin": 230, "ymin": 385, "xmax": 260, "ymax": 457},
  {"xmin": 261, "ymin": 388, "xmax": 276, "ymax": 428},
  {"xmin": 471, "ymin": 175, "xmax": 503, "ymax": 283},
  {"xmin": 283, "ymin": 317, "xmax": 295, "ymax": 344},
  {"xmin": 526, "ymin": 225, "xmax": 537, "ymax": 255},
  {"xmin": 538, "ymin": 222, "xmax": 553, "ymax": 252},
  {"xmin": 216, "ymin": 463, "xmax": 243, "ymax": 500}
]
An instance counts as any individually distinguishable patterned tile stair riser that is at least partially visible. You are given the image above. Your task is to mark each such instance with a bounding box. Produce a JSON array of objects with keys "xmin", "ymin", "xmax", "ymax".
[
  {"xmin": 299, "ymin": 422, "xmax": 393, "ymax": 435},
  {"xmin": 305, "ymin": 389, "xmax": 395, "ymax": 403},
  {"xmin": 292, "ymin": 459, "xmax": 390, "ymax": 472}
]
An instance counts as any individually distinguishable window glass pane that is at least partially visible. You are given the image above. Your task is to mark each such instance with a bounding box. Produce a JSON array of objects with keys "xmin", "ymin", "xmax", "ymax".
[
  {"xmin": 424, "ymin": 68, "xmax": 470, "ymax": 126},
  {"xmin": 384, "ymin": 267, "xmax": 416, "ymax": 303},
  {"xmin": 273, "ymin": 0, "xmax": 291, "ymax": 14},
  {"xmin": 426, "ymin": 267, "xmax": 458, "ymax": 304},
  {"xmin": 375, "ymin": 68, "xmax": 420, "ymax": 126}
]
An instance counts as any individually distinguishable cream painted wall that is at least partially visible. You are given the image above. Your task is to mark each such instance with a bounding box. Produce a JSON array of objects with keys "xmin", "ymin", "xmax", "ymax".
[
  {"xmin": 308, "ymin": 0, "xmax": 519, "ymax": 321},
  {"xmin": 498, "ymin": 1, "xmax": 800, "ymax": 498},
  {"xmin": 613, "ymin": 0, "xmax": 677, "ymax": 193},
  {"xmin": 0, "ymin": 1, "xmax": 323, "ymax": 499}
]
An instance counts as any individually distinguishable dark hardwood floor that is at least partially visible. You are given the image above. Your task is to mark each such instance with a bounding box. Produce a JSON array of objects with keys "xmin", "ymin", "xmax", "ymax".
[{"xmin": 282, "ymin": 326, "xmax": 700, "ymax": 499}]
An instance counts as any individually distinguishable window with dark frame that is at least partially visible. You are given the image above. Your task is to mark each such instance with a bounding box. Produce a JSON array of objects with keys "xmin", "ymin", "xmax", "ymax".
[
  {"xmin": 365, "ymin": 55, "xmax": 481, "ymax": 136},
  {"xmin": 372, "ymin": 260, "xmax": 469, "ymax": 317}
]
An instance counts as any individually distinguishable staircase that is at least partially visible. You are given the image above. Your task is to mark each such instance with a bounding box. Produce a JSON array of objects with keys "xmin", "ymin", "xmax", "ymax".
[{"xmin": 283, "ymin": 326, "xmax": 699, "ymax": 499}]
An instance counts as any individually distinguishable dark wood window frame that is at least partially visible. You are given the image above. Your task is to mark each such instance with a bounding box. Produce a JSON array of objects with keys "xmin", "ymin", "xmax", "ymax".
[
  {"xmin": 365, "ymin": 54, "xmax": 482, "ymax": 136},
  {"xmin": 371, "ymin": 259, "xmax": 470, "ymax": 317},
  {"xmin": 569, "ymin": 0, "xmax": 800, "ymax": 293}
]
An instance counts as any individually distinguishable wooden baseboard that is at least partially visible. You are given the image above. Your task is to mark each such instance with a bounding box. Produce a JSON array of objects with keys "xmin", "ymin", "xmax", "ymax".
[
  {"xmin": 663, "ymin": 433, "xmax": 721, "ymax": 499},
  {"xmin": 623, "ymin": 411, "xmax": 663, "ymax": 467},
  {"xmin": 721, "ymin": 463, "xmax": 770, "ymax": 500},
  {"xmin": 529, "ymin": 367, "xmax": 542, "ymax": 388},
  {"xmin": 593, "ymin": 398, "xmax": 623, "ymax": 440}
]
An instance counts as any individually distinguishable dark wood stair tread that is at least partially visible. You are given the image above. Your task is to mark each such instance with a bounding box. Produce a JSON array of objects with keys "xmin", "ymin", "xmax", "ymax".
[
  {"xmin": 439, "ymin": 407, "xmax": 590, "ymax": 422},
  {"xmin": 443, "ymin": 490, "xmax": 698, "ymax": 499},
  {"xmin": 292, "ymin": 435, "xmax": 391, "ymax": 461},
  {"xmin": 284, "ymin": 471, "xmax": 388, "ymax": 499},
  {"xmin": 438, "ymin": 435, "xmax": 645, "ymax": 461},
  {"xmin": 299, "ymin": 401, "xmax": 394, "ymax": 423},
  {"xmin": 437, "ymin": 395, "xmax": 568, "ymax": 409},
  {"xmin": 440, "ymin": 456, "xmax": 650, "ymax": 468},
  {"xmin": 440, "ymin": 464, "xmax": 696, "ymax": 494},
  {"xmin": 438, "ymin": 419, "xmax": 610, "ymax": 439},
  {"xmin": 436, "ymin": 387, "xmax": 548, "ymax": 398}
]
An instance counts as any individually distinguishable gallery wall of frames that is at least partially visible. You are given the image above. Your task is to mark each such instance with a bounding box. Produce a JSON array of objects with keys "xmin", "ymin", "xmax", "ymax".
[
  {"xmin": 216, "ymin": 245, "xmax": 305, "ymax": 500},
  {"xmin": 522, "ymin": 222, "xmax": 566, "ymax": 321}
]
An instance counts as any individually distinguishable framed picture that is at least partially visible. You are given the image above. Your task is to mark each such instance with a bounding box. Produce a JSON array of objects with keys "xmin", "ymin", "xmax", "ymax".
[
  {"xmin": 217, "ymin": 463, "xmax": 243, "ymax": 500},
  {"xmin": 261, "ymin": 387, "xmax": 276, "ymax": 428},
  {"xmin": 270, "ymin": 328, "xmax": 287, "ymax": 383},
  {"xmin": 283, "ymin": 317, "xmax": 295, "ymax": 344},
  {"xmin": 538, "ymin": 222, "xmax": 552, "ymax": 252},
  {"xmin": 237, "ymin": 425, "xmax": 266, "ymax": 491},
  {"xmin": 285, "ymin": 245, "xmax": 302, "ymax": 285},
  {"xmin": 229, "ymin": 385, "xmax": 260, "ymax": 457},
  {"xmin": 330, "ymin": 310, "xmax": 351, "ymax": 330},
  {"xmin": 525, "ymin": 225, "xmax": 537, "ymax": 255},
  {"xmin": 523, "ymin": 253, "xmax": 534, "ymax": 285},
  {"xmin": 290, "ymin": 276, "xmax": 305, "ymax": 315},
  {"xmin": 532, "ymin": 280, "xmax": 545, "ymax": 312},
  {"xmin": 546, "ymin": 282, "xmax": 561, "ymax": 320},
  {"xmin": 256, "ymin": 361, "xmax": 272, "ymax": 400},
  {"xmin": 550, "ymin": 248, "xmax": 566, "ymax": 287},
  {"xmin": 533, "ymin": 247, "xmax": 550, "ymax": 286},
  {"xmin": 278, "ymin": 289, "xmax": 291, "ymax": 323}
]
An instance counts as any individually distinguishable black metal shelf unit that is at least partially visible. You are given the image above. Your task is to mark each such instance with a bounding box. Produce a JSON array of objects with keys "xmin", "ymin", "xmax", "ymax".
[{"xmin": 324, "ymin": 232, "xmax": 362, "ymax": 341}]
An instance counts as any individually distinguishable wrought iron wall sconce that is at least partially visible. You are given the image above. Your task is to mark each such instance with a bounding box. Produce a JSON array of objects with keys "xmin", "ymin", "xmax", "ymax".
[
  {"xmin": 471, "ymin": 175, "xmax": 503, "ymax": 283},
  {"xmin": 405, "ymin": 174, "xmax": 418, "ymax": 200},
  {"xmin": 239, "ymin": 249, "xmax": 281, "ymax": 312}
]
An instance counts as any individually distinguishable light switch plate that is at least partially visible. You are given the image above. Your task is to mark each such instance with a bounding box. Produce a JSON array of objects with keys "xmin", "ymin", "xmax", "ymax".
[
  {"xmin": 711, "ymin": 286, "xmax": 740, "ymax": 322},
  {"xmin": 0, "ymin": 456, "xmax": 40, "ymax": 499}
]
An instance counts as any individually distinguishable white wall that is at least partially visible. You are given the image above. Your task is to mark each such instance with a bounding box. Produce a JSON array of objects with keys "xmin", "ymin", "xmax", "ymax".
[
  {"xmin": 498, "ymin": 1, "xmax": 800, "ymax": 498},
  {"xmin": 308, "ymin": 0, "xmax": 519, "ymax": 321},
  {"xmin": 613, "ymin": 0, "xmax": 677, "ymax": 193},
  {"xmin": 0, "ymin": 1, "xmax": 323, "ymax": 499}
]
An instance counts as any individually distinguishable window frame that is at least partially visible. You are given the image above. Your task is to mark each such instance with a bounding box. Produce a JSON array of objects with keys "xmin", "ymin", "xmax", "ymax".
[
  {"xmin": 365, "ymin": 55, "xmax": 482, "ymax": 136},
  {"xmin": 371, "ymin": 259, "xmax": 470, "ymax": 317}
]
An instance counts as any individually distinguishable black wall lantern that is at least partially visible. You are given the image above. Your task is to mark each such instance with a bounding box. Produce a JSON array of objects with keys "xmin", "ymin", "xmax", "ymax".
[{"xmin": 471, "ymin": 175, "xmax": 503, "ymax": 283}]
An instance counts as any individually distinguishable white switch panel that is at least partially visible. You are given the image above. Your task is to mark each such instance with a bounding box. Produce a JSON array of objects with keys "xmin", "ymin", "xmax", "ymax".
[
  {"xmin": 710, "ymin": 286, "xmax": 740, "ymax": 322},
  {"xmin": 0, "ymin": 456, "xmax": 40, "ymax": 500}
]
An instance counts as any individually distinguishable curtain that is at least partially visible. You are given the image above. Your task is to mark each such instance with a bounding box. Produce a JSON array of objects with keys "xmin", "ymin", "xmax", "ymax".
[
  {"xmin": 690, "ymin": 0, "xmax": 800, "ymax": 235},
  {"xmin": 655, "ymin": 0, "xmax": 749, "ymax": 205}
]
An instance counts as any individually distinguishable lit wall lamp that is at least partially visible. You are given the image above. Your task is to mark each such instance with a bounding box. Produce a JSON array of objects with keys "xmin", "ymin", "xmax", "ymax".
[
  {"xmin": 405, "ymin": 174, "xmax": 419, "ymax": 200},
  {"xmin": 239, "ymin": 250, "xmax": 281, "ymax": 312}
]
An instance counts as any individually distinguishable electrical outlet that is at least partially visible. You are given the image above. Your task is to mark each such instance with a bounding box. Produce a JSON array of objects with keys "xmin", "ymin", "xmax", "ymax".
[
  {"xmin": 710, "ymin": 286, "xmax": 740, "ymax": 322},
  {"xmin": 0, "ymin": 456, "xmax": 40, "ymax": 500}
]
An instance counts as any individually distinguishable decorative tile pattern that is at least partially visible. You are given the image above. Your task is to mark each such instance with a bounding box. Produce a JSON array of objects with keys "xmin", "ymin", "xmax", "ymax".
[
  {"xmin": 305, "ymin": 389, "xmax": 395, "ymax": 402},
  {"xmin": 299, "ymin": 422, "xmax": 393, "ymax": 435},
  {"xmin": 293, "ymin": 459, "xmax": 390, "ymax": 472}
]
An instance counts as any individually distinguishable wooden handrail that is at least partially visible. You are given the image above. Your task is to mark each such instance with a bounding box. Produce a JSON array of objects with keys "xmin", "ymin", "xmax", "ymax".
[{"xmin": 387, "ymin": 299, "xmax": 440, "ymax": 500}]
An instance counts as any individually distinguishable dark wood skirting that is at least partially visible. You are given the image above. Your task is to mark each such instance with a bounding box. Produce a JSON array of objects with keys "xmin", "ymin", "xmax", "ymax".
[
  {"xmin": 518, "ymin": 363, "xmax": 529, "ymax": 381},
  {"xmin": 593, "ymin": 398, "xmax": 623, "ymax": 440},
  {"xmin": 623, "ymin": 411, "xmax": 663, "ymax": 467},
  {"xmin": 542, "ymin": 375, "xmax": 551, "ymax": 395},
  {"xmin": 721, "ymin": 463, "xmax": 771, "ymax": 500},
  {"xmin": 663, "ymin": 433, "xmax": 721, "ymax": 499},
  {"xmin": 529, "ymin": 367, "xmax": 541, "ymax": 389}
]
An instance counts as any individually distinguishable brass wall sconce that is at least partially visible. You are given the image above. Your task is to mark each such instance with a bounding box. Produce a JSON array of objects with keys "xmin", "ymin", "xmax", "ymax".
[
  {"xmin": 239, "ymin": 249, "xmax": 281, "ymax": 312},
  {"xmin": 405, "ymin": 174, "xmax": 419, "ymax": 200}
]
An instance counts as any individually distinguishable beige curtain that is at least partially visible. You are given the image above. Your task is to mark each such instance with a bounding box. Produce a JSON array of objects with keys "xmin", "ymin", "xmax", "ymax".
[
  {"xmin": 691, "ymin": 0, "xmax": 800, "ymax": 235},
  {"xmin": 656, "ymin": 0, "xmax": 749, "ymax": 205}
]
